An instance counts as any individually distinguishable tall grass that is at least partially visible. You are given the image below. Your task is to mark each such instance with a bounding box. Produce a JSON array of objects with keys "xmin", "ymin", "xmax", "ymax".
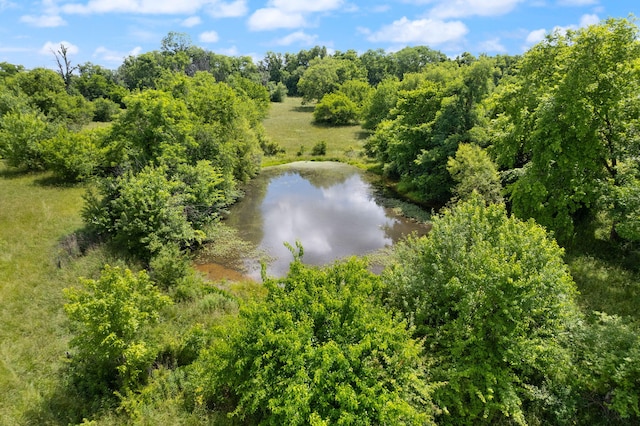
[{"xmin": 0, "ymin": 164, "xmax": 101, "ymax": 424}]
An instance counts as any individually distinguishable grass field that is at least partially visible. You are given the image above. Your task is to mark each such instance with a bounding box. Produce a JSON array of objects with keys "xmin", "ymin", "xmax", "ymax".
[
  {"xmin": 0, "ymin": 166, "xmax": 95, "ymax": 425},
  {"xmin": 261, "ymin": 96, "xmax": 373, "ymax": 167}
]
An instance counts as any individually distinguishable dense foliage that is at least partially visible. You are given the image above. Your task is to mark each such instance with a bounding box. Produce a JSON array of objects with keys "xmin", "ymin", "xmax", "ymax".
[
  {"xmin": 487, "ymin": 18, "xmax": 640, "ymax": 241},
  {"xmin": 64, "ymin": 265, "xmax": 171, "ymax": 398},
  {"xmin": 195, "ymin": 254, "xmax": 438, "ymax": 425},
  {"xmin": 383, "ymin": 197, "xmax": 580, "ymax": 424}
]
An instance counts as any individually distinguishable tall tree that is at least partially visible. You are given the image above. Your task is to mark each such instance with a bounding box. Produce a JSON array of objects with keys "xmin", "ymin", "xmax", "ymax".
[
  {"xmin": 488, "ymin": 18, "xmax": 640, "ymax": 240},
  {"xmin": 53, "ymin": 43, "xmax": 78, "ymax": 92}
]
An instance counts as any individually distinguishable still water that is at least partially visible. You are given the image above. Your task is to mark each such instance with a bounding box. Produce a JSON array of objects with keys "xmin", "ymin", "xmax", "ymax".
[{"xmin": 200, "ymin": 162, "xmax": 428, "ymax": 280}]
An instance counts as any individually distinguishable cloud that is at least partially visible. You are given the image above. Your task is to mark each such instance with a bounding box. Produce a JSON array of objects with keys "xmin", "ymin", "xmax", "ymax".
[
  {"xmin": 93, "ymin": 46, "xmax": 126, "ymax": 63},
  {"xmin": 216, "ymin": 46, "xmax": 239, "ymax": 56},
  {"xmin": 427, "ymin": 0, "xmax": 524, "ymax": 19},
  {"xmin": 61, "ymin": 0, "xmax": 248, "ymax": 16},
  {"xmin": 39, "ymin": 41, "xmax": 79, "ymax": 56},
  {"xmin": 0, "ymin": 0, "xmax": 17, "ymax": 11},
  {"xmin": 199, "ymin": 30, "xmax": 219, "ymax": 42},
  {"xmin": 525, "ymin": 13, "xmax": 600, "ymax": 47},
  {"xmin": 525, "ymin": 28, "xmax": 547, "ymax": 45},
  {"xmin": 479, "ymin": 37, "xmax": 507, "ymax": 53},
  {"xmin": 20, "ymin": 14, "xmax": 67, "ymax": 27},
  {"xmin": 181, "ymin": 16, "xmax": 202, "ymax": 27},
  {"xmin": 367, "ymin": 17, "xmax": 468, "ymax": 45},
  {"xmin": 268, "ymin": 0, "xmax": 344, "ymax": 13},
  {"xmin": 207, "ymin": 0, "xmax": 247, "ymax": 17},
  {"xmin": 579, "ymin": 13, "xmax": 599, "ymax": 27},
  {"xmin": 273, "ymin": 31, "xmax": 318, "ymax": 46},
  {"xmin": 248, "ymin": 8, "xmax": 305, "ymax": 31}
]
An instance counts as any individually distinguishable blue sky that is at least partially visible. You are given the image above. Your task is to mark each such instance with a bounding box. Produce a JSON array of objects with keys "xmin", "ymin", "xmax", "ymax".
[{"xmin": 0, "ymin": 0, "xmax": 637, "ymax": 70}]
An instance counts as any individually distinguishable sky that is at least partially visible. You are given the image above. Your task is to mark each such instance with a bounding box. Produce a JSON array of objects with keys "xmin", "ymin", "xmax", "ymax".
[{"xmin": 0, "ymin": 0, "xmax": 638, "ymax": 70}]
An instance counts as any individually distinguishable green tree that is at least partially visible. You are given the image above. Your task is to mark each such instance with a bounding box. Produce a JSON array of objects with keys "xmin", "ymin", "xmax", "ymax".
[
  {"xmin": 40, "ymin": 126, "xmax": 107, "ymax": 181},
  {"xmin": 298, "ymin": 56, "xmax": 366, "ymax": 103},
  {"xmin": 106, "ymin": 90, "xmax": 196, "ymax": 172},
  {"xmin": 392, "ymin": 46, "xmax": 448, "ymax": 77},
  {"xmin": 368, "ymin": 59, "xmax": 494, "ymax": 204},
  {"xmin": 362, "ymin": 76, "xmax": 399, "ymax": 130},
  {"xmin": 119, "ymin": 51, "xmax": 165, "ymax": 91},
  {"xmin": 447, "ymin": 143, "xmax": 503, "ymax": 204},
  {"xmin": 64, "ymin": 265, "xmax": 171, "ymax": 398},
  {"xmin": 195, "ymin": 255, "xmax": 438, "ymax": 424},
  {"xmin": 383, "ymin": 197, "xmax": 579, "ymax": 424},
  {"xmin": 83, "ymin": 162, "xmax": 228, "ymax": 260},
  {"xmin": 0, "ymin": 110, "xmax": 51, "ymax": 170},
  {"xmin": 313, "ymin": 92, "xmax": 359, "ymax": 125},
  {"xmin": 488, "ymin": 18, "xmax": 640, "ymax": 240}
]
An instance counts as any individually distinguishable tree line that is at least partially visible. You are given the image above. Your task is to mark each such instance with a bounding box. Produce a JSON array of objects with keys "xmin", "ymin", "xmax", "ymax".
[{"xmin": 1, "ymin": 18, "xmax": 639, "ymax": 425}]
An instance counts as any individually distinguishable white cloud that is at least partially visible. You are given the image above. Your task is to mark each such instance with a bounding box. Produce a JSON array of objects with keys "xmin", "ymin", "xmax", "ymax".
[
  {"xmin": 367, "ymin": 17, "xmax": 468, "ymax": 45},
  {"xmin": 129, "ymin": 46, "xmax": 143, "ymax": 56},
  {"xmin": 479, "ymin": 37, "xmax": 507, "ymax": 53},
  {"xmin": 524, "ymin": 13, "xmax": 600, "ymax": 47},
  {"xmin": 199, "ymin": 30, "xmax": 219, "ymax": 42},
  {"xmin": 39, "ymin": 41, "xmax": 79, "ymax": 56},
  {"xmin": 182, "ymin": 16, "xmax": 202, "ymax": 27},
  {"xmin": 580, "ymin": 13, "xmax": 599, "ymax": 27},
  {"xmin": 273, "ymin": 31, "xmax": 318, "ymax": 46},
  {"xmin": 207, "ymin": 0, "xmax": 247, "ymax": 17},
  {"xmin": 427, "ymin": 0, "xmax": 524, "ymax": 19},
  {"xmin": 61, "ymin": 0, "xmax": 248, "ymax": 16},
  {"xmin": 20, "ymin": 14, "xmax": 67, "ymax": 27},
  {"xmin": 0, "ymin": 0, "xmax": 17, "ymax": 11},
  {"xmin": 269, "ymin": 0, "xmax": 344, "ymax": 13},
  {"xmin": 248, "ymin": 8, "xmax": 305, "ymax": 31},
  {"xmin": 525, "ymin": 28, "xmax": 547, "ymax": 45},
  {"xmin": 93, "ymin": 46, "xmax": 126, "ymax": 63},
  {"xmin": 216, "ymin": 46, "xmax": 239, "ymax": 56}
]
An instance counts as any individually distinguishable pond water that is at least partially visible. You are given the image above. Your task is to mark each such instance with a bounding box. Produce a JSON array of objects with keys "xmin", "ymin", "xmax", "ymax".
[{"xmin": 198, "ymin": 162, "xmax": 429, "ymax": 280}]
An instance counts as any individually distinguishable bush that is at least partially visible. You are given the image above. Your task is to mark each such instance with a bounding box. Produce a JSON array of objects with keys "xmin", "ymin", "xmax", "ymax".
[
  {"xmin": 92, "ymin": 97, "xmax": 120, "ymax": 122},
  {"xmin": 195, "ymin": 255, "xmax": 438, "ymax": 424},
  {"xmin": 447, "ymin": 143, "xmax": 503, "ymax": 204},
  {"xmin": 313, "ymin": 92, "xmax": 358, "ymax": 125},
  {"xmin": 40, "ymin": 126, "xmax": 107, "ymax": 182},
  {"xmin": 383, "ymin": 196, "xmax": 580, "ymax": 424},
  {"xmin": 0, "ymin": 110, "xmax": 51, "ymax": 170},
  {"xmin": 311, "ymin": 140, "xmax": 326, "ymax": 156},
  {"xmin": 82, "ymin": 162, "xmax": 228, "ymax": 261},
  {"xmin": 268, "ymin": 81, "xmax": 288, "ymax": 102},
  {"xmin": 64, "ymin": 265, "xmax": 172, "ymax": 398}
]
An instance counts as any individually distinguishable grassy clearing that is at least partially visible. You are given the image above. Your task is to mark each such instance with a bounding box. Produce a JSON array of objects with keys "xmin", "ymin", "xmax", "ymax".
[
  {"xmin": 261, "ymin": 96, "xmax": 372, "ymax": 167},
  {"xmin": 0, "ymin": 164, "xmax": 97, "ymax": 425}
]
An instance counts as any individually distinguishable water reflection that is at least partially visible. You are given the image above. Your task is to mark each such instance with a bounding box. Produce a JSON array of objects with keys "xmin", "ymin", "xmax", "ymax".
[{"xmin": 219, "ymin": 162, "xmax": 428, "ymax": 279}]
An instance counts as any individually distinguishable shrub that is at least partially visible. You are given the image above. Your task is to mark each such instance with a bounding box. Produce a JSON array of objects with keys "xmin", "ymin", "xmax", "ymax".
[
  {"xmin": 447, "ymin": 143, "xmax": 503, "ymax": 204},
  {"xmin": 268, "ymin": 81, "xmax": 288, "ymax": 102},
  {"xmin": 313, "ymin": 92, "xmax": 358, "ymax": 125},
  {"xmin": 92, "ymin": 97, "xmax": 120, "ymax": 122},
  {"xmin": 383, "ymin": 196, "xmax": 580, "ymax": 424},
  {"xmin": 40, "ymin": 126, "xmax": 107, "ymax": 182},
  {"xmin": 311, "ymin": 140, "xmax": 326, "ymax": 156},
  {"xmin": 64, "ymin": 265, "xmax": 172, "ymax": 398},
  {"xmin": 195, "ymin": 255, "xmax": 438, "ymax": 424},
  {"xmin": 0, "ymin": 110, "xmax": 51, "ymax": 170}
]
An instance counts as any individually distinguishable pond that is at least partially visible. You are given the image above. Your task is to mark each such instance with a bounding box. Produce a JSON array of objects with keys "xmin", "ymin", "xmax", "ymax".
[{"xmin": 197, "ymin": 162, "xmax": 429, "ymax": 281}]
